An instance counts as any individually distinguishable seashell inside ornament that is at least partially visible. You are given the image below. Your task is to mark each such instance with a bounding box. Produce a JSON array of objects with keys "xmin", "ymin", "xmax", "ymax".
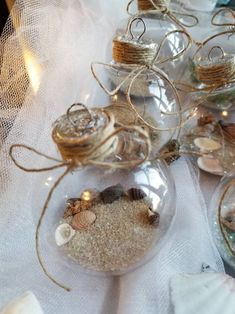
[
  {"xmin": 181, "ymin": 114, "xmax": 235, "ymax": 176},
  {"xmin": 92, "ymin": 18, "xmax": 192, "ymax": 153},
  {"xmin": 28, "ymin": 103, "xmax": 177, "ymax": 281},
  {"xmin": 55, "ymin": 223, "xmax": 76, "ymax": 246},
  {"xmin": 71, "ymin": 211, "xmax": 96, "ymax": 231},
  {"xmin": 182, "ymin": 33, "xmax": 235, "ymax": 111},
  {"xmin": 209, "ymin": 171, "xmax": 235, "ymax": 270},
  {"xmin": 170, "ymin": 272, "xmax": 235, "ymax": 314}
]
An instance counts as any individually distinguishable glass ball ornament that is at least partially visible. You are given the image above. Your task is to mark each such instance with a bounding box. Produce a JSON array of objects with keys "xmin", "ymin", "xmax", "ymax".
[
  {"xmin": 31, "ymin": 104, "xmax": 176, "ymax": 289},
  {"xmin": 93, "ymin": 17, "xmax": 191, "ymax": 153},
  {"xmin": 115, "ymin": 5, "xmax": 193, "ymax": 79},
  {"xmin": 183, "ymin": 30, "xmax": 235, "ymax": 111},
  {"xmin": 209, "ymin": 171, "xmax": 235, "ymax": 269}
]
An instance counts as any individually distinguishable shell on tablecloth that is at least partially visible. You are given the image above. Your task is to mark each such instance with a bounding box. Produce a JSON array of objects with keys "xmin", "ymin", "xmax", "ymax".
[
  {"xmin": 71, "ymin": 211, "xmax": 96, "ymax": 230},
  {"xmin": 55, "ymin": 223, "xmax": 76, "ymax": 246},
  {"xmin": 170, "ymin": 272, "xmax": 235, "ymax": 314},
  {"xmin": 1, "ymin": 291, "xmax": 44, "ymax": 314}
]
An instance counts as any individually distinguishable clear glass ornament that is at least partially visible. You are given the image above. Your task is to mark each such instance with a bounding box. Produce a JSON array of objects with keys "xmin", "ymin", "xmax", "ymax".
[
  {"xmin": 209, "ymin": 171, "xmax": 235, "ymax": 269},
  {"xmin": 32, "ymin": 105, "xmax": 176, "ymax": 285},
  {"xmin": 182, "ymin": 31, "xmax": 235, "ymax": 111},
  {"xmin": 181, "ymin": 113, "xmax": 235, "ymax": 176},
  {"xmin": 92, "ymin": 18, "xmax": 191, "ymax": 153}
]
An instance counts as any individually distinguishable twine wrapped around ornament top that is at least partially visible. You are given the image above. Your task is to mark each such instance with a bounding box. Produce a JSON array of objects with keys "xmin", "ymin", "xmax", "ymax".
[
  {"xmin": 9, "ymin": 103, "xmax": 151, "ymax": 292},
  {"xmin": 127, "ymin": 0, "xmax": 198, "ymax": 29},
  {"xmin": 112, "ymin": 18, "xmax": 157, "ymax": 65},
  {"xmin": 212, "ymin": 7, "xmax": 235, "ymax": 31},
  {"xmin": 137, "ymin": 0, "xmax": 170, "ymax": 11},
  {"xmin": 195, "ymin": 46, "xmax": 235, "ymax": 86},
  {"xmin": 92, "ymin": 20, "xmax": 194, "ymax": 134}
]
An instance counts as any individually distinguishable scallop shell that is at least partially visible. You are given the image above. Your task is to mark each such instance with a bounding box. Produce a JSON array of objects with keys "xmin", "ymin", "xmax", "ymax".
[
  {"xmin": 194, "ymin": 137, "xmax": 221, "ymax": 152},
  {"xmin": 197, "ymin": 156, "xmax": 223, "ymax": 175},
  {"xmin": 55, "ymin": 223, "xmax": 76, "ymax": 246},
  {"xmin": 100, "ymin": 184, "xmax": 124, "ymax": 204},
  {"xmin": 170, "ymin": 273, "xmax": 235, "ymax": 314},
  {"xmin": 127, "ymin": 188, "xmax": 147, "ymax": 201},
  {"xmin": 1, "ymin": 291, "xmax": 44, "ymax": 314},
  {"xmin": 71, "ymin": 211, "xmax": 96, "ymax": 230}
]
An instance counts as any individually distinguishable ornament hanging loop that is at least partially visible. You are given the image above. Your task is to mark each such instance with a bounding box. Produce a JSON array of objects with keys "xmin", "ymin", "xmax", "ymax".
[
  {"xmin": 128, "ymin": 17, "xmax": 146, "ymax": 41},
  {"xmin": 208, "ymin": 46, "xmax": 225, "ymax": 61},
  {"xmin": 66, "ymin": 103, "xmax": 92, "ymax": 130}
]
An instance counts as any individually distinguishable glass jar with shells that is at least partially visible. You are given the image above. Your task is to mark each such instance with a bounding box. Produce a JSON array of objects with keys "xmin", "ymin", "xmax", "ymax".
[
  {"xmin": 92, "ymin": 17, "xmax": 192, "ymax": 154},
  {"xmin": 10, "ymin": 103, "xmax": 176, "ymax": 290},
  {"xmin": 209, "ymin": 171, "xmax": 235, "ymax": 270}
]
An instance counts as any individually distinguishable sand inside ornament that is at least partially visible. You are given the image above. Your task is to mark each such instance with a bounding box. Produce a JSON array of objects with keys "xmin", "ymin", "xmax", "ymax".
[{"xmin": 60, "ymin": 195, "xmax": 159, "ymax": 272}]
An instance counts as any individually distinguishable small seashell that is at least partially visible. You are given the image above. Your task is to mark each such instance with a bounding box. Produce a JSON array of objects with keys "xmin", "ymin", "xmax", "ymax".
[
  {"xmin": 160, "ymin": 140, "xmax": 180, "ymax": 165},
  {"xmin": 170, "ymin": 272, "xmax": 235, "ymax": 314},
  {"xmin": 194, "ymin": 137, "xmax": 221, "ymax": 152},
  {"xmin": 100, "ymin": 184, "xmax": 124, "ymax": 204},
  {"xmin": 71, "ymin": 211, "xmax": 96, "ymax": 230},
  {"xmin": 63, "ymin": 199, "xmax": 92, "ymax": 219},
  {"xmin": 197, "ymin": 156, "xmax": 223, "ymax": 175},
  {"xmin": 148, "ymin": 209, "xmax": 160, "ymax": 227},
  {"xmin": 74, "ymin": 199, "xmax": 93, "ymax": 211},
  {"xmin": 1, "ymin": 291, "xmax": 44, "ymax": 314},
  {"xmin": 66, "ymin": 198, "xmax": 80, "ymax": 205},
  {"xmin": 55, "ymin": 223, "xmax": 76, "ymax": 246},
  {"xmin": 127, "ymin": 188, "xmax": 147, "ymax": 201},
  {"xmin": 198, "ymin": 115, "xmax": 215, "ymax": 127},
  {"xmin": 80, "ymin": 189, "xmax": 100, "ymax": 202}
]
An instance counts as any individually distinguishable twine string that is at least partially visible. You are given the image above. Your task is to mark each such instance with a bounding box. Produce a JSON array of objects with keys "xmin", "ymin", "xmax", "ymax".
[
  {"xmin": 9, "ymin": 106, "xmax": 151, "ymax": 291},
  {"xmin": 212, "ymin": 7, "xmax": 235, "ymax": 28}
]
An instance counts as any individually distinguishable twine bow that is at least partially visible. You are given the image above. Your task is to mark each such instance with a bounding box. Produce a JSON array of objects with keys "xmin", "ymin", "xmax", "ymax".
[
  {"xmin": 9, "ymin": 104, "xmax": 151, "ymax": 291},
  {"xmin": 127, "ymin": 0, "xmax": 198, "ymax": 30},
  {"xmin": 91, "ymin": 20, "xmax": 193, "ymax": 133},
  {"xmin": 212, "ymin": 8, "xmax": 235, "ymax": 32}
]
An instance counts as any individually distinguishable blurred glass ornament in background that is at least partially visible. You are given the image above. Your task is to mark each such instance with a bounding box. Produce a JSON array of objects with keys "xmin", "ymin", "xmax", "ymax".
[
  {"xmin": 178, "ymin": 30, "xmax": 235, "ymax": 111},
  {"xmin": 209, "ymin": 171, "xmax": 235, "ymax": 270}
]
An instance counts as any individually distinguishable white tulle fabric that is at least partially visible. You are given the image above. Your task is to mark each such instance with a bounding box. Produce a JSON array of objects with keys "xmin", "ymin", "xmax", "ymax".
[{"xmin": 0, "ymin": 1, "xmax": 224, "ymax": 313}]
